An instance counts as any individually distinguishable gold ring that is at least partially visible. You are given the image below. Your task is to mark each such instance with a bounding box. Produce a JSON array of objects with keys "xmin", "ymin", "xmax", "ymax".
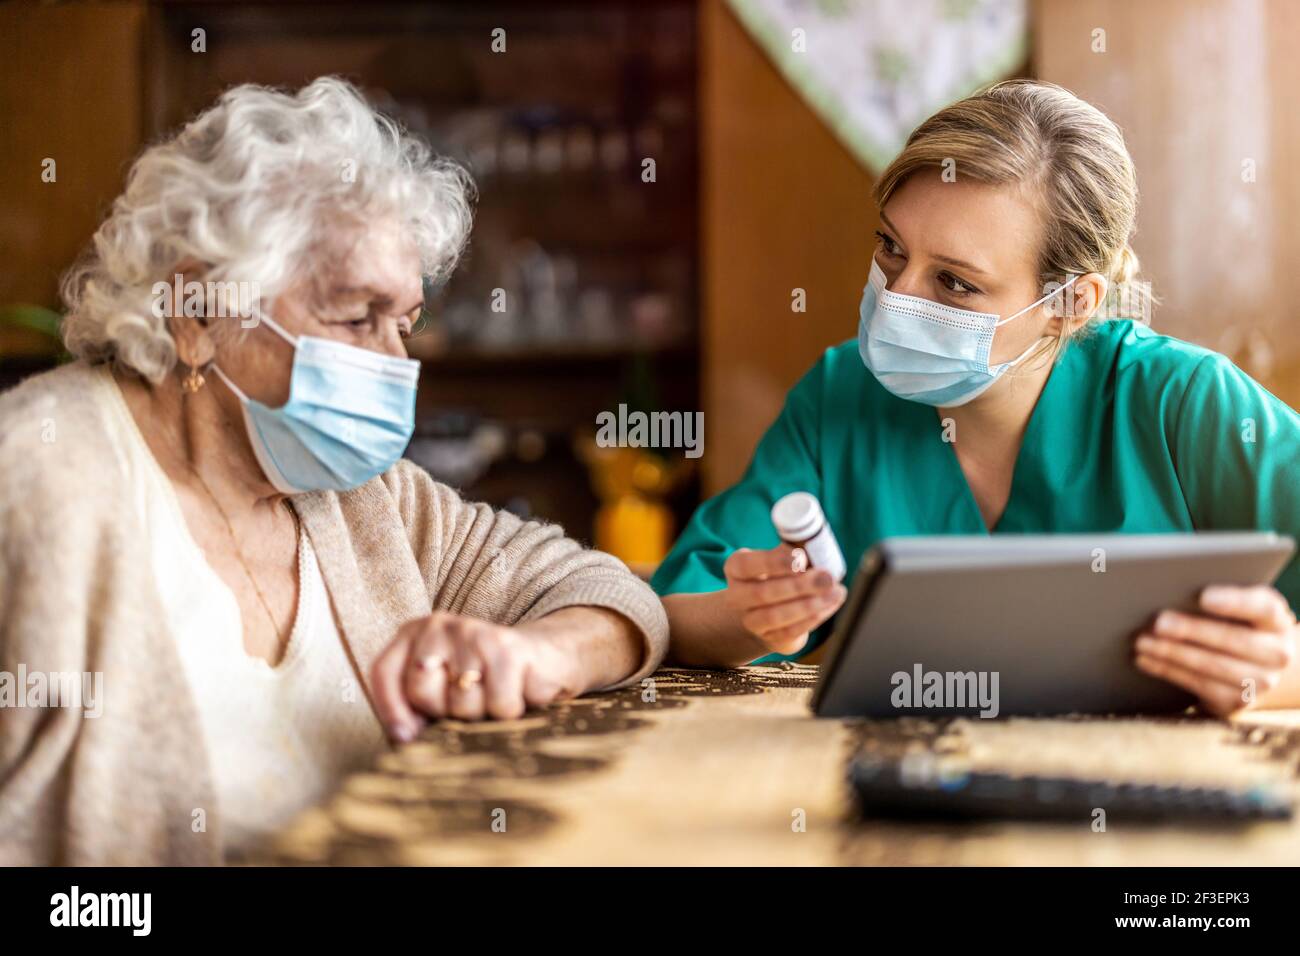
[{"xmin": 455, "ymin": 669, "xmax": 483, "ymax": 691}]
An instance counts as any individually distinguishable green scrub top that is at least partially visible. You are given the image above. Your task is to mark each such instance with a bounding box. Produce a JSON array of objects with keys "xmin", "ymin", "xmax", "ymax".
[{"xmin": 651, "ymin": 319, "xmax": 1300, "ymax": 662}]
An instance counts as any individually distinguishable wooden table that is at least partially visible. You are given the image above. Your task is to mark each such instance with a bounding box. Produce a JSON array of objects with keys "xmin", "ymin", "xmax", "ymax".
[{"xmin": 262, "ymin": 665, "xmax": 1300, "ymax": 866}]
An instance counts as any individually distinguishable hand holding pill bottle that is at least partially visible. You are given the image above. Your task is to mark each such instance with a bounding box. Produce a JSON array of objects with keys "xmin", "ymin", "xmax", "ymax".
[
  {"xmin": 717, "ymin": 491, "xmax": 848, "ymax": 658},
  {"xmin": 770, "ymin": 492, "xmax": 846, "ymax": 583}
]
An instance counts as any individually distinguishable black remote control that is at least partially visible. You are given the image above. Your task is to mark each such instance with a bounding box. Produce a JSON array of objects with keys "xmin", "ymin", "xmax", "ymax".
[{"xmin": 850, "ymin": 754, "xmax": 1294, "ymax": 823}]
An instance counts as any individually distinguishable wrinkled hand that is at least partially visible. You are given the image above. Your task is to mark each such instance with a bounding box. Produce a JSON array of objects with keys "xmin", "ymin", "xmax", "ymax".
[
  {"xmin": 371, "ymin": 611, "xmax": 581, "ymax": 740},
  {"xmin": 723, "ymin": 543, "xmax": 848, "ymax": 657},
  {"xmin": 1135, "ymin": 585, "xmax": 1297, "ymax": 717}
]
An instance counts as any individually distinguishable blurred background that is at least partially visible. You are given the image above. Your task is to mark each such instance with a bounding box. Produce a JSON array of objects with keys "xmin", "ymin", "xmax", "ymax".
[{"xmin": 3, "ymin": 0, "xmax": 1299, "ymax": 575}]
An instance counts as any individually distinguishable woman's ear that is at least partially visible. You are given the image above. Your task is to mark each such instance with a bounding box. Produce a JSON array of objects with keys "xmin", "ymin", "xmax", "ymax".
[
  {"xmin": 1046, "ymin": 273, "xmax": 1107, "ymax": 335},
  {"xmin": 164, "ymin": 261, "xmax": 216, "ymax": 371},
  {"xmin": 169, "ymin": 312, "xmax": 215, "ymax": 371},
  {"xmin": 1069, "ymin": 273, "xmax": 1109, "ymax": 326}
]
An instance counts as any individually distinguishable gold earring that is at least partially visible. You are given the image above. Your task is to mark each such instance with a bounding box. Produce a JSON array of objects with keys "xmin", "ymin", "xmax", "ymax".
[{"xmin": 181, "ymin": 364, "xmax": 205, "ymax": 393}]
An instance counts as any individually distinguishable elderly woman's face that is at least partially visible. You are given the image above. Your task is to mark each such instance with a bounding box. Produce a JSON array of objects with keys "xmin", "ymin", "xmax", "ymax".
[{"xmin": 219, "ymin": 222, "xmax": 424, "ymax": 408}]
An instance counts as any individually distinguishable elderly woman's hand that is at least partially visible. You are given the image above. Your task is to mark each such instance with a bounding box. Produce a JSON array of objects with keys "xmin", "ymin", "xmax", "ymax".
[
  {"xmin": 371, "ymin": 610, "xmax": 583, "ymax": 739},
  {"xmin": 1135, "ymin": 585, "xmax": 1298, "ymax": 717}
]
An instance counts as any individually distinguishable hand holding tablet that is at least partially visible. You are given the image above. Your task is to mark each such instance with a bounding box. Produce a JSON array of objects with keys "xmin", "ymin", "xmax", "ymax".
[{"xmin": 811, "ymin": 533, "xmax": 1296, "ymax": 718}]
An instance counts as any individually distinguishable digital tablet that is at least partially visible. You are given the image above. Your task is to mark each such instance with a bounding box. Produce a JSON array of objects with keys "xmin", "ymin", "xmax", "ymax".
[{"xmin": 810, "ymin": 532, "xmax": 1296, "ymax": 718}]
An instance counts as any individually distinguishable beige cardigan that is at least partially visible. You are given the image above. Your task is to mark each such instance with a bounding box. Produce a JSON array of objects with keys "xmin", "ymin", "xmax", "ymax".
[{"xmin": 0, "ymin": 362, "xmax": 668, "ymax": 865}]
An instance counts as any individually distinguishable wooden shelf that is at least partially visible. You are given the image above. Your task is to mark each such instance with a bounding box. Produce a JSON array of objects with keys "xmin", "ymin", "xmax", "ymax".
[{"xmin": 409, "ymin": 341, "xmax": 696, "ymax": 371}]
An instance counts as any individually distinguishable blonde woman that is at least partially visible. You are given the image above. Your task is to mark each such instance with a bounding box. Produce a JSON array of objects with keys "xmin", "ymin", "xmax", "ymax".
[
  {"xmin": 655, "ymin": 80, "xmax": 1300, "ymax": 715},
  {"xmin": 0, "ymin": 78, "xmax": 667, "ymax": 865}
]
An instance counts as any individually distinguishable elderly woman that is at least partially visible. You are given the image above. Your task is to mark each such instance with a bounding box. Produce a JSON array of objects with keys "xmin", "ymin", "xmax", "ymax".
[{"xmin": 0, "ymin": 77, "xmax": 667, "ymax": 865}]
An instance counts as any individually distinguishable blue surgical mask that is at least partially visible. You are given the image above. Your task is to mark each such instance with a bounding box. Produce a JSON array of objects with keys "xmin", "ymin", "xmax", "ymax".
[
  {"xmin": 858, "ymin": 258, "xmax": 1078, "ymax": 407},
  {"xmin": 211, "ymin": 313, "xmax": 419, "ymax": 494}
]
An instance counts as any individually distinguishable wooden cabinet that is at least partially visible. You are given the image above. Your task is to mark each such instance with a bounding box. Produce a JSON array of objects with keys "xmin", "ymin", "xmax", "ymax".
[
  {"xmin": 0, "ymin": 1, "xmax": 146, "ymax": 358},
  {"xmin": 696, "ymin": 0, "xmax": 879, "ymax": 494}
]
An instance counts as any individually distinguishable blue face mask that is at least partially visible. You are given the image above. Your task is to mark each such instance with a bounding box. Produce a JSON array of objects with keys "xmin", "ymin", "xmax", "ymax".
[
  {"xmin": 211, "ymin": 313, "xmax": 420, "ymax": 494},
  {"xmin": 858, "ymin": 258, "xmax": 1078, "ymax": 407}
]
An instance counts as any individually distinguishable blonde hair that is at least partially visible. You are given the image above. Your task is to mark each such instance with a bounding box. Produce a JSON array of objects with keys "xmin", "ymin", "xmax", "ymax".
[{"xmin": 875, "ymin": 80, "xmax": 1148, "ymax": 348}]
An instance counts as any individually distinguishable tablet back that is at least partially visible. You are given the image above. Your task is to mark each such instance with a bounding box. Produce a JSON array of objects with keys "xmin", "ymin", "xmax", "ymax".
[{"xmin": 811, "ymin": 533, "xmax": 1295, "ymax": 718}]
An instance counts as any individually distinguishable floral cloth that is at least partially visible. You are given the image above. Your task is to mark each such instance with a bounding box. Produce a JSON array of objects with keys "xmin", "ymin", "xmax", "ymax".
[{"xmin": 725, "ymin": 0, "xmax": 1028, "ymax": 170}]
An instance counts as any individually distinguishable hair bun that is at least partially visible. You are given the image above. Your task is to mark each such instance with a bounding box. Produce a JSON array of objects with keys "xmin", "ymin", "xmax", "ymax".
[{"xmin": 1113, "ymin": 245, "xmax": 1141, "ymax": 285}]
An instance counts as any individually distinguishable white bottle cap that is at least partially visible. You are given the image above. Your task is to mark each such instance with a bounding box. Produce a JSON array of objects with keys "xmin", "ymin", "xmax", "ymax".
[{"xmin": 771, "ymin": 492, "xmax": 823, "ymax": 542}]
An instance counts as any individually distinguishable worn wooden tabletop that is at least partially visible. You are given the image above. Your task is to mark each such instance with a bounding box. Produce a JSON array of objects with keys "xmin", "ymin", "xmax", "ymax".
[{"xmin": 261, "ymin": 665, "xmax": 1300, "ymax": 866}]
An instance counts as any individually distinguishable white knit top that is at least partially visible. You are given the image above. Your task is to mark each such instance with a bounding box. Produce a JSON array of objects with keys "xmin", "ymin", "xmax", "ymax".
[{"xmin": 103, "ymin": 375, "xmax": 386, "ymax": 859}]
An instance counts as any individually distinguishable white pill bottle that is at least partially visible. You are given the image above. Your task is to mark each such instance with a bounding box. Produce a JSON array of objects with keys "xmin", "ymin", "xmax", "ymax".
[{"xmin": 770, "ymin": 491, "xmax": 846, "ymax": 583}]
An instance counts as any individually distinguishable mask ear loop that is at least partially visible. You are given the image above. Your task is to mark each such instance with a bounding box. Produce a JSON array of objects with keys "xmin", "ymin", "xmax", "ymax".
[
  {"xmin": 209, "ymin": 363, "xmax": 250, "ymax": 403},
  {"xmin": 209, "ymin": 308, "xmax": 299, "ymax": 403},
  {"xmin": 247, "ymin": 309, "xmax": 299, "ymax": 347},
  {"xmin": 994, "ymin": 274, "xmax": 1081, "ymax": 327},
  {"xmin": 995, "ymin": 275, "xmax": 1082, "ymax": 371}
]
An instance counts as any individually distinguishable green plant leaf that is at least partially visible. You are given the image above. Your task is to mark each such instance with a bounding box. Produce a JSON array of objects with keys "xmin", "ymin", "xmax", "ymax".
[{"xmin": 0, "ymin": 304, "xmax": 63, "ymax": 340}]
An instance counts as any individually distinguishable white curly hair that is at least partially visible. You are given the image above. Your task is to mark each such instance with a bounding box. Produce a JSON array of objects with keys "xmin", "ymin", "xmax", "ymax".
[{"xmin": 60, "ymin": 76, "xmax": 474, "ymax": 382}]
